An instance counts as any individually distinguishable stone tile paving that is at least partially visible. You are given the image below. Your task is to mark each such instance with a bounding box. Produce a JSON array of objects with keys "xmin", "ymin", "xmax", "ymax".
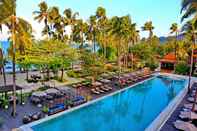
[{"xmin": 0, "ymin": 100, "xmax": 41, "ymax": 131}]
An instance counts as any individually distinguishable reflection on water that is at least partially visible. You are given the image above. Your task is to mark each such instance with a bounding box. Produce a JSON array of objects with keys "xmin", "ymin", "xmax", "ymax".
[{"xmin": 33, "ymin": 76, "xmax": 187, "ymax": 131}]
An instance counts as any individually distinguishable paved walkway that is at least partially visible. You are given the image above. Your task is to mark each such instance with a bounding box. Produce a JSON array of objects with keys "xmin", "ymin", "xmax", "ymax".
[
  {"xmin": 0, "ymin": 100, "xmax": 41, "ymax": 131},
  {"xmin": 0, "ymin": 71, "xmax": 83, "ymax": 93}
]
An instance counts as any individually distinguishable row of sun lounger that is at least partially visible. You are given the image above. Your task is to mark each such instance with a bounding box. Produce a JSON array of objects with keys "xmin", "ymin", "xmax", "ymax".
[
  {"xmin": 71, "ymin": 70, "xmax": 153, "ymax": 96},
  {"xmin": 173, "ymin": 86, "xmax": 197, "ymax": 131},
  {"xmin": 91, "ymin": 85, "xmax": 113, "ymax": 95},
  {"xmin": 23, "ymin": 112, "xmax": 42, "ymax": 124}
]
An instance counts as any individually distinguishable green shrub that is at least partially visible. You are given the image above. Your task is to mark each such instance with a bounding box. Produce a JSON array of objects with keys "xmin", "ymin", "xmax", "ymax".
[
  {"xmin": 64, "ymin": 99, "xmax": 73, "ymax": 106},
  {"xmin": 2, "ymin": 98, "xmax": 9, "ymax": 109},
  {"xmin": 175, "ymin": 62, "xmax": 189, "ymax": 75},
  {"xmin": 42, "ymin": 105, "xmax": 49, "ymax": 113},
  {"xmin": 67, "ymin": 70, "xmax": 78, "ymax": 78},
  {"xmin": 146, "ymin": 59, "xmax": 159, "ymax": 71}
]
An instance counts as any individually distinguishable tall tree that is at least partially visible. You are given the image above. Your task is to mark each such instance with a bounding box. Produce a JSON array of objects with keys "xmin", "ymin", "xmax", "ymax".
[
  {"xmin": 181, "ymin": 0, "xmax": 197, "ymax": 23},
  {"xmin": 47, "ymin": 6, "xmax": 66, "ymax": 41},
  {"xmin": 63, "ymin": 8, "xmax": 79, "ymax": 44},
  {"xmin": 33, "ymin": 1, "xmax": 50, "ymax": 37},
  {"xmin": 87, "ymin": 15, "xmax": 97, "ymax": 52},
  {"xmin": 141, "ymin": 21, "xmax": 154, "ymax": 42},
  {"xmin": 96, "ymin": 7, "xmax": 108, "ymax": 58},
  {"xmin": 109, "ymin": 15, "xmax": 131, "ymax": 80},
  {"xmin": 181, "ymin": 0, "xmax": 197, "ymax": 96},
  {"xmin": 73, "ymin": 19, "xmax": 88, "ymax": 48},
  {"xmin": 0, "ymin": 0, "xmax": 32, "ymax": 117},
  {"xmin": 170, "ymin": 23, "xmax": 179, "ymax": 59},
  {"xmin": 182, "ymin": 21, "xmax": 197, "ymax": 111}
]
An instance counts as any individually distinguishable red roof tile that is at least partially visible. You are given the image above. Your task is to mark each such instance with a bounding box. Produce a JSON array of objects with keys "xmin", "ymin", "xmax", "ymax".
[{"xmin": 160, "ymin": 53, "xmax": 176, "ymax": 63}]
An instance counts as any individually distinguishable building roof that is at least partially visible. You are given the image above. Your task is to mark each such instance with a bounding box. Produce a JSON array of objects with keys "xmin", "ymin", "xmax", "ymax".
[{"xmin": 160, "ymin": 53, "xmax": 176, "ymax": 63}]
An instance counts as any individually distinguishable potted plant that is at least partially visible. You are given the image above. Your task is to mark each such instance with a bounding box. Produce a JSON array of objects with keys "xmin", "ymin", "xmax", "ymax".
[
  {"xmin": 2, "ymin": 99, "xmax": 9, "ymax": 109},
  {"xmin": 21, "ymin": 95, "xmax": 27, "ymax": 105},
  {"xmin": 64, "ymin": 100, "xmax": 73, "ymax": 109},
  {"xmin": 42, "ymin": 105, "xmax": 49, "ymax": 116}
]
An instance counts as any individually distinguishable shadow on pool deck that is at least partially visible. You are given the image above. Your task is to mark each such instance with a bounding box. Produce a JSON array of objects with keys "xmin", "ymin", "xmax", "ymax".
[
  {"xmin": 0, "ymin": 100, "xmax": 41, "ymax": 131},
  {"xmin": 160, "ymin": 82, "xmax": 197, "ymax": 131}
]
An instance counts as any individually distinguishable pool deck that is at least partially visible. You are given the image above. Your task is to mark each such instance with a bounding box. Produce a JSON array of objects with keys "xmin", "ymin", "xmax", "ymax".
[
  {"xmin": 0, "ymin": 72, "xmax": 153, "ymax": 131},
  {"xmin": 0, "ymin": 100, "xmax": 41, "ymax": 131},
  {"xmin": 19, "ymin": 75, "xmax": 154, "ymax": 131},
  {"xmin": 1, "ymin": 73, "xmax": 194, "ymax": 131},
  {"xmin": 160, "ymin": 81, "xmax": 197, "ymax": 131}
]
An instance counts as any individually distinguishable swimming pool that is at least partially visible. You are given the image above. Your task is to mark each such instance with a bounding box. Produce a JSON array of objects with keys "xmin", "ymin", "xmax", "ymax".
[{"xmin": 23, "ymin": 75, "xmax": 187, "ymax": 131}]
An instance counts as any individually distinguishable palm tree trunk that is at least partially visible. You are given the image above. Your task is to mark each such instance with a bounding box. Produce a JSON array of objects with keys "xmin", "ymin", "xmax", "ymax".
[
  {"xmin": 175, "ymin": 32, "xmax": 178, "ymax": 59},
  {"xmin": 117, "ymin": 39, "xmax": 121, "ymax": 84},
  {"xmin": 131, "ymin": 53, "xmax": 134, "ymax": 70},
  {"xmin": 47, "ymin": 67, "xmax": 50, "ymax": 80},
  {"xmin": 149, "ymin": 30, "xmax": 153, "ymax": 44},
  {"xmin": 10, "ymin": 15, "xmax": 17, "ymax": 117},
  {"xmin": 104, "ymin": 42, "xmax": 106, "ymax": 59},
  {"xmin": 12, "ymin": 50, "xmax": 16, "ymax": 117},
  {"xmin": 80, "ymin": 32, "xmax": 83, "ymax": 49},
  {"xmin": 188, "ymin": 42, "xmax": 195, "ymax": 93},
  {"xmin": 26, "ymin": 68, "xmax": 29, "ymax": 80},
  {"xmin": 60, "ymin": 68, "xmax": 64, "ymax": 81},
  {"xmin": 93, "ymin": 32, "xmax": 96, "ymax": 53}
]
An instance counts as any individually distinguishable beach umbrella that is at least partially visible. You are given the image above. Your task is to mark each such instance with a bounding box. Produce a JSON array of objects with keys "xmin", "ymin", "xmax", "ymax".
[
  {"xmin": 123, "ymin": 74, "xmax": 130, "ymax": 78},
  {"xmin": 45, "ymin": 88, "xmax": 59, "ymax": 94},
  {"xmin": 57, "ymin": 86, "xmax": 70, "ymax": 94},
  {"xmin": 32, "ymin": 91, "xmax": 47, "ymax": 97},
  {"xmin": 100, "ymin": 79, "xmax": 111, "ymax": 83},
  {"xmin": 93, "ymin": 81, "xmax": 102, "ymax": 86}
]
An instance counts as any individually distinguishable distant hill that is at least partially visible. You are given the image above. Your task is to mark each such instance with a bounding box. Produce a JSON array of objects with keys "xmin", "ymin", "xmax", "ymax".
[{"xmin": 159, "ymin": 33, "xmax": 184, "ymax": 43}]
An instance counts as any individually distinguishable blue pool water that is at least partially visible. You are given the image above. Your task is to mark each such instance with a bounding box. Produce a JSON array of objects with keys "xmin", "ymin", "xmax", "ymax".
[{"xmin": 31, "ymin": 76, "xmax": 187, "ymax": 131}]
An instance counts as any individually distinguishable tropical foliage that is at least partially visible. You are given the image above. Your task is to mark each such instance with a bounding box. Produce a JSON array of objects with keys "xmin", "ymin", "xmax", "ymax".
[{"xmin": 1, "ymin": 0, "xmax": 197, "ymax": 116}]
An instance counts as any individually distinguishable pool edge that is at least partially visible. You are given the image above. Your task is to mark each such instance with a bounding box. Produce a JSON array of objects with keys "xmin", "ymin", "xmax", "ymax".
[
  {"xmin": 19, "ymin": 74, "xmax": 155, "ymax": 131},
  {"xmin": 145, "ymin": 73, "xmax": 190, "ymax": 131}
]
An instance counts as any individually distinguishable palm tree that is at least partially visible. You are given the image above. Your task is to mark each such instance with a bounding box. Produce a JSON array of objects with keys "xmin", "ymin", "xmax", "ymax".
[
  {"xmin": 182, "ymin": 21, "xmax": 197, "ymax": 111},
  {"xmin": 109, "ymin": 15, "xmax": 131, "ymax": 81},
  {"xmin": 0, "ymin": 0, "xmax": 32, "ymax": 117},
  {"xmin": 170, "ymin": 23, "xmax": 179, "ymax": 59},
  {"xmin": 87, "ymin": 15, "xmax": 97, "ymax": 52},
  {"xmin": 181, "ymin": 0, "xmax": 197, "ymax": 23},
  {"xmin": 47, "ymin": 6, "xmax": 65, "ymax": 41},
  {"xmin": 141, "ymin": 21, "xmax": 154, "ymax": 42},
  {"xmin": 33, "ymin": 1, "xmax": 50, "ymax": 37},
  {"xmin": 128, "ymin": 23, "xmax": 139, "ymax": 68},
  {"xmin": 96, "ymin": 7, "xmax": 108, "ymax": 58},
  {"xmin": 73, "ymin": 19, "xmax": 88, "ymax": 48},
  {"xmin": 63, "ymin": 8, "xmax": 79, "ymax": 44},
  {"xmin": 181, "ymin": 0, "xmax": 197, "ymax": 95}
]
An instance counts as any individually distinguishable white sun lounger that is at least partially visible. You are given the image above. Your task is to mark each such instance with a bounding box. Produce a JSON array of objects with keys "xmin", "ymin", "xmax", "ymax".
[
  {"xmin": 187, "ymin": 97, "xmax": 197, "ymax": 103},
  {"xmin": 174, "ymin": 120, "xmax": 197, "ymax": 131},
  {"xmin": 179, "ymin": 111, "xmax": 197, "ymax": 120},
  {"xmin": 184, "ymin": 103, "xmax": 197, "ymax": 111}
]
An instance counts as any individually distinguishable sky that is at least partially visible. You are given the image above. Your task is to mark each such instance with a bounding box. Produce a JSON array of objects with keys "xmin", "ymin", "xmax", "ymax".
[{"xmin": 0, "ymin": 0, "xmax": 182, "ymax": 40}]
